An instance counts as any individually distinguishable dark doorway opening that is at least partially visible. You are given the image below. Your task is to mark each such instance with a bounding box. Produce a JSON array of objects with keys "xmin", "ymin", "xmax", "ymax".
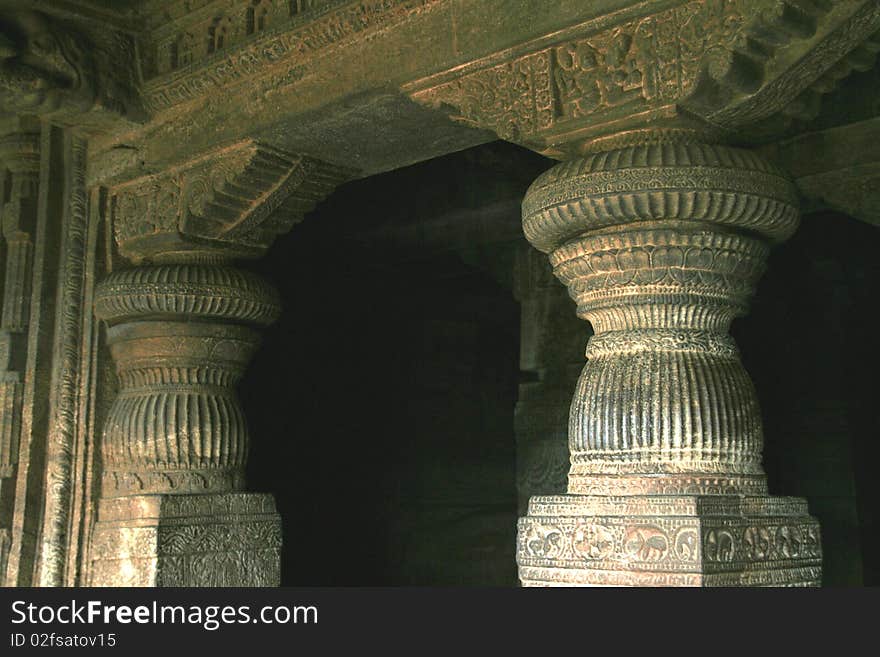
[{"xmin": 240, "ymin": 144, "xmax": 541, "ymax": 585}]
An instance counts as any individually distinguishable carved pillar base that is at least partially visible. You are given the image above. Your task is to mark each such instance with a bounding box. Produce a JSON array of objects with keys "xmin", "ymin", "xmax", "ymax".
[
  {"xmin": 519, "ymin": 495, "xmax": 820, "ymax": 587},
  {"xmin": 515, "ymin": 137, "xmax": 822, "ymax": 586},
  {"xmin": 89, "ymin": 493, "xmax": 281, "ymax": 587}
]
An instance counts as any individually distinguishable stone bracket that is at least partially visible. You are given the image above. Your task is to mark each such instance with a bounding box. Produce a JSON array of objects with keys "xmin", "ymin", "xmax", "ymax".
[{"xmin": 107, "ymin": 140, "xmax": 353, "ymax": 263}]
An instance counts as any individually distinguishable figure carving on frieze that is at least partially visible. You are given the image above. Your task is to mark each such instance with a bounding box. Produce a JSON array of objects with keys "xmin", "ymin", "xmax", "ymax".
[
  {"xmin": 553, "ymin": 26, "xmax": 657, "ymax": 120},
  {"xmin": 0, "ymin": 10, "xmax": 95, "ymax": 117}
]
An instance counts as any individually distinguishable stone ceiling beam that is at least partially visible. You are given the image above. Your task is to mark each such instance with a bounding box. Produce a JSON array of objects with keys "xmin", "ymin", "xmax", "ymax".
[{"xmin": 763, "ymin": 115, "xmax": 880, "ymax": 226}]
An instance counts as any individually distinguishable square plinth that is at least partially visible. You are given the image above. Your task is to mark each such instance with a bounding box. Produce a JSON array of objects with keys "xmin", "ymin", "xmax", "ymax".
[
  {"xmin": 89, "ymin": 493, "xmax": 281, "ymax": 587},
  {"xmin": 518, "ymin": 495, "xmax": 821, "ymax": 586}
]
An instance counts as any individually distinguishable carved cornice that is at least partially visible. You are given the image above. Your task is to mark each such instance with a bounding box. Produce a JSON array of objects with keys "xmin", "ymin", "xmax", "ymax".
[
  {"xmin": 139, "ymin": 0, "xmax": 442, "ymax": 113},
  {"xmin": 404, "ymin": 0, "xmax": 880, "ymax": 156},
  {"xmin": 107, "ymin": 140, "xmax": 353, "ymax": 262},
  {"xmin": 685, "ymin": 0, "xmax": 880, "ymax": 129}
]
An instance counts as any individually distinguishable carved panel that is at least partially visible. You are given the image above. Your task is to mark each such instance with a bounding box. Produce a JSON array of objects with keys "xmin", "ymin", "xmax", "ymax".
[
  {"xmin": 518, "ymin": 494, "xmax": 822, "ymax": 585},
  {"xmin": 407, "ymin": 0, "xmax": 763, "ymax": 149},
  {"xmin": 89, "ymin": 493, "xmax": 282, "ymax": 587},
  {"xmin": 406, "ymin": 1, "xmax": 880, "ymax": 153}
]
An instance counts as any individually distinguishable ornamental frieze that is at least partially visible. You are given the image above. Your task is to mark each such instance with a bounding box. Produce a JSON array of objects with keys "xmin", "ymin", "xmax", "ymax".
[
  {"xmin": 518, "ymin": 516, "xmax": 821, "ymax": 571},
  {"xmin": 141, "ymin": 0, "xmax": 443, "ymax": 112},
  {"xmin": 405, "ymin": 1, "xmax": 878, "ymax": 154}
]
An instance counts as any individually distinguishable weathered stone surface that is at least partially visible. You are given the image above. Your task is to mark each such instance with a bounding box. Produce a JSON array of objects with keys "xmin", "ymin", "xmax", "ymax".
[
  {"xmin": 105, "ymin": 140, "xmax": 352, "ymax": 262},
  {"xmin": 89, "ymin": 493, "xmax": 281, "ymax": 587}
]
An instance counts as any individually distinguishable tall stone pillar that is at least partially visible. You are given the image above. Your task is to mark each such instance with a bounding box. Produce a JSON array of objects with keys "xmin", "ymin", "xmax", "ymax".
[
  {"xmin": 516, "ymin": 134, "xmax": 821, "ymax": 586},
  {"xmin": 88, "ymin": 141, "xmax": 348, "ymax": 586}
]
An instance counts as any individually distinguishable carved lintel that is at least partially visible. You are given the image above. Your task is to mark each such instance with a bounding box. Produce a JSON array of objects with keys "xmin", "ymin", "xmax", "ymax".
[
  {"xmin": 108, "ymin": 140, "xmax": 353, "ymax": 263},
  {"xmin": 138, "ymin": 0, "xmax": 442, "ymax": 113},
  {"xmin": 404, "ymin": 0, "xmax": 879, "ymax": 155}
]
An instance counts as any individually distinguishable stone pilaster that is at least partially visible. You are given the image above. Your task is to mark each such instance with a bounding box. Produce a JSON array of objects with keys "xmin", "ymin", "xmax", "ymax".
[
  {"xmin": 516, "ymin": 135, "xmax": 821, "ymax": 586},
  {"xmin": 88, "ymin": 140, "xmax": 349, "ymax": 586},
  {"xmin": 0, "ymin": 128, "xmax": 39, "ymax": 481},
  {"xmin": 0, "ymin": 123, "xmax": 41, "ymax": 582}
]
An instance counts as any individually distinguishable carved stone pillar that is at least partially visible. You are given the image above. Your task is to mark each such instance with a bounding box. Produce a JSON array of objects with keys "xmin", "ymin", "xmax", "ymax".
[
  {"xmin": 88, "ymin": 141, "xmax": 348, "ymax": 586},
  {"xmin": 516, "ymin": 134, "xmax": 821, "ymax": 586}
]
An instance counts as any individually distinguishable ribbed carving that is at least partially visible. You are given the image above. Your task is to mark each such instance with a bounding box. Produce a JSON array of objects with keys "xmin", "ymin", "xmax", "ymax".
[
  {"xmin": 569, "ymin": 348, "xmax": 764, "ymax": 470},
  {"xmin": 101, "ymin": 319, "xmax": 260, "ymax": 497},
  {"xmin": 95, "ymin": 264, "xmax": 281, "ymax": 326},
  {"xmin": 519, "ymin": 139, "xmax": 798, "ymax": 496},
  {"xmin": 552, "ymin": 230, "xmax": 768, "ymax": 324},
  {"xmin": 102, "ymin": 391, "xmax": 249, "ymax": 470},
  {"xmin": 97, "ymin": 262, "xmax": 275, "ymax": 498},
  {"xmin": 522, "ymin": 142, "xmax": 799, "ymax": 253}
]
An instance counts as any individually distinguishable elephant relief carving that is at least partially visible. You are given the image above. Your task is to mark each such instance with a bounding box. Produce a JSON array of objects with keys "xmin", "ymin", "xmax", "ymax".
[
  {"xmin": 623, "ymin": 526, "xmax": 669, "ymax": 562},
  {"xmin": 704, "ymin": 529, "xmax": 736, "ymax": 562}
]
